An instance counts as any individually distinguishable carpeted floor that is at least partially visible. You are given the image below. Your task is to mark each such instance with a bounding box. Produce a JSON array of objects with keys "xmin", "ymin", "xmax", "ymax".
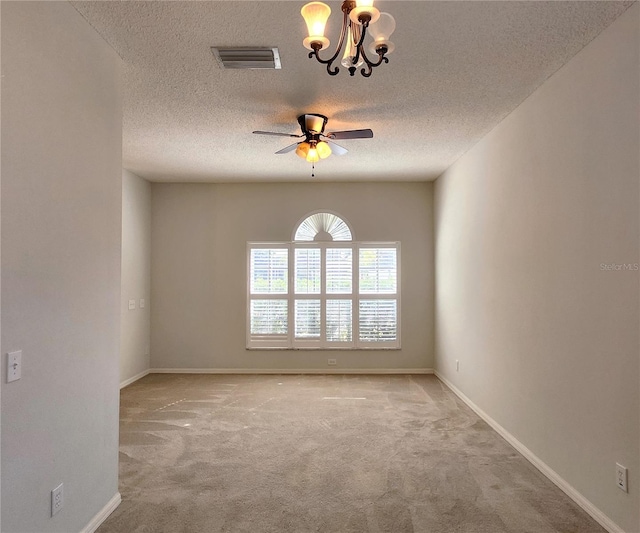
[{"xmin": 97, "ymin": 374, "xmax": 606, "ymax": 533}]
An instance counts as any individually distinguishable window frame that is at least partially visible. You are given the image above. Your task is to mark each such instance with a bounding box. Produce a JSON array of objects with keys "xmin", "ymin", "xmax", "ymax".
[{"xmin": 247, "ymin": 241, "xmax": 401, "ymax": 350}]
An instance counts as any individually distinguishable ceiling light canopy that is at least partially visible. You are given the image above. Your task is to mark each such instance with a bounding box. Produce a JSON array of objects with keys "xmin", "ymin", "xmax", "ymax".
[{"xmin": 301, "ymin": 0, "xmax": 395, "ymax": 77}]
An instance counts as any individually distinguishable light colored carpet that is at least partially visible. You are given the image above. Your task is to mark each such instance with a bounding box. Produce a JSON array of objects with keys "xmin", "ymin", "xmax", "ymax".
[{"xmin": 97, "ymin": 374, "xmax": 605, "ymax": 533}]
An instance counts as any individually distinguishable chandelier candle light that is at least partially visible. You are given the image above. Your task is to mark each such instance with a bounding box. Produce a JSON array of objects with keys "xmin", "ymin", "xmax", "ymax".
[{"xmin": 301, "ymin": 0, "xmax": 396, "ymax": 77}]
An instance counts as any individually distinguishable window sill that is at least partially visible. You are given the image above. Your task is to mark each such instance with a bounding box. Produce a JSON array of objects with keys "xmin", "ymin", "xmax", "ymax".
[{"xmin": 246, "ymin": 346, "xmax": 401, "ymax": 351}]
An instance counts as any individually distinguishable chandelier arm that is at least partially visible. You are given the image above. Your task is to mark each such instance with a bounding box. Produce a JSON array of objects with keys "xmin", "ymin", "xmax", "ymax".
[
  {"xmin": 308, "ymin": 8, "xmax": 351, "ymax": 76},
  {"xmin": 359, "ymin": 45, "xmax": 388, "ymax": 77}
]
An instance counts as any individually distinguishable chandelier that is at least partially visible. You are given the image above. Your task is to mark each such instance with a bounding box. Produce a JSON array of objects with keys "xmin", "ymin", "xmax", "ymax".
[{"xmin": 301, "ymin": 1, "xmax": 396, "ymax": 77}]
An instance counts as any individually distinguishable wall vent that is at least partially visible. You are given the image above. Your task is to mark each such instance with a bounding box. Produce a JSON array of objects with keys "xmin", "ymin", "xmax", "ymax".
[{"xmin": 211, "ymin": 47, "xmax": 281, "ymax": 70}]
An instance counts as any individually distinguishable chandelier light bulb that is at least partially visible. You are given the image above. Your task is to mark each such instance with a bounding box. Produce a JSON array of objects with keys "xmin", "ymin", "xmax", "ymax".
[
  {"xmin": 367, "ymin": 12, "xmax": 396, "ymax": 55},
  {"xmin": 349, "ymin": 0, "xmax": 380, "ymax": 26},
  {"xmin": 301, "ymin": 2, "xmax": 331, "ymax": 50}
]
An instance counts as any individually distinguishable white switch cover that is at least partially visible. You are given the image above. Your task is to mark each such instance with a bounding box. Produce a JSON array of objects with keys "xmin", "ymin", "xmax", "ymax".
[
  {"xmin": 140, "ymin": 298, "xmax": 145, "ymax": 309},
  {"xmin": 7, "ymin": 350, "xmax": 22, "ymax": 382},
  {"xmin": 128, "ymin": 299, "xmax": 136, "ymax": 310},
  {"xmin": 616, "ymin": 463, "xmax": 628, "ymax": 492},
  {"xmin": 51, "ymin": 483, "xmax": 64, "ymax": 516}
]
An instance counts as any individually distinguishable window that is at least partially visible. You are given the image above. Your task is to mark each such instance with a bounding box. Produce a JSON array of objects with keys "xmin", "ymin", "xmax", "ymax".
[{"xmin": 247, "ymin": 213, "xmax": 400, "ymax": 349}]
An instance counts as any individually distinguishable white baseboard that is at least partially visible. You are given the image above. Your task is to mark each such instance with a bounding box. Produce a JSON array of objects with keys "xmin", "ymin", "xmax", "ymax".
[
  {"xmin": 120, "ymin": 369, "xmax": 150, "ymax": 389},
  {"xmin": 434, "ymin": 371, "xmax": 624, "ymax": 533},
  {"xmin": 149, "ymin": 367, "xmax": 434, "ymax": 375},
  {"xmin": 80, "ymin": 492, "xmax": 121, "ymax": 533}
]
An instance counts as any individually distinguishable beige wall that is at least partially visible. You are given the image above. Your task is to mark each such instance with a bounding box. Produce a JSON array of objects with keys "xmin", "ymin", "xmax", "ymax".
[
  {"xmin": 151, "ymin": 182, "xmax": 434, "ymax": 371},
  {"xmin": 434, "ymin": 5, "xmax": 639, "ymax": 532},
  {"xmin": 121, "ymin": 170, "xmax": 151, "ymax": 386},
  {"xmin": 1, "ymin": 2, "xmax": 122, "ymax": 531}
]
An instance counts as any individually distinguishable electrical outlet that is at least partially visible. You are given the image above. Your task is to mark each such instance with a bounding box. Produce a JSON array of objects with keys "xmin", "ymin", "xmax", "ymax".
[
  {"xmin": 616, "ymin": 463, "xmax": 628, "ymax": 492},
  {"xmin": 456, "ymin": 360, "xmax": 459, "ymax": 372},
  {"xmin": 128, "ymin": 299, "xmax": 136, "ymax": 310},
  {"xmin": 140, "ymin": 298, "xmax": 145, "ymax": 309},
  {"xmin": 51, "ymin": 483, "xmax": 64, "ymax": 516},
  {"xmin": 327, "ymin": 358, "xmax": 337, "ymax": 366}
]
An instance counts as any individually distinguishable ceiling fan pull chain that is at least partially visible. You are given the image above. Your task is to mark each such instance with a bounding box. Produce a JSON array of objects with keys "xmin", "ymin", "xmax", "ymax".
[{"xmin": 311, "ymin": 162, "xmax": 315, "ymax": 178}]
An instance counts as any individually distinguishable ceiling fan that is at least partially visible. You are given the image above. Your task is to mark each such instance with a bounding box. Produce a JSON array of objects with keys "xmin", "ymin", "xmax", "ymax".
[{"xmin": 253, "ymin": 113, "xmax": 373, "ymax": 164}]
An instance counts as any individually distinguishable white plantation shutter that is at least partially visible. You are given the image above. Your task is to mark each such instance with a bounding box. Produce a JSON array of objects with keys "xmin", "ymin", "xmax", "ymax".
[
  {"xmin": 295, "ymin": 300, "xmax": 321, "ymax": 338},
  {"xmin": 250, "ymin": 300, "xmax": 288, "ymax": 335},
  {"xmin": 359, "ymin": 248, "xmax": 397, "ymax": 294},
  {"xmin": 250, "ymin": 248, "xmax": 288, "ymax": 294},
  {"xmin": 295, "ymin": 248, "xmax": 321, "ymax": 294},
  {"xmin": 248, "ymin": 224, "xmax": 399, "ymax": 349},
  {"xmin": 294, "ymin": 212, "xmax": 352, "ymax": 241},
  {"xmin": 358, "ymin": 246, "xmax": 399, "ymax": 346},
  {"xmin": 248, "ymin": 246, "xmax": 289, "ymax": 347},
  {"xmin": 326, "ymin": 248, "xmax": 352, "ymax": 294},
  {"xmin": 326, "ymin": 299, "xmax": 352, "ymax": 342},
  {"xmin": 359, "ymin": 300, "xmax": 397, "ymax": 342}
]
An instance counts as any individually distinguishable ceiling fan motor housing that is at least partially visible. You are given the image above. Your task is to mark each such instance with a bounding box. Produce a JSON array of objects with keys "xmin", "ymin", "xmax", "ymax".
[{"xmin": 298, "ymin": 113, "xmax": 328, "ymax": 135}]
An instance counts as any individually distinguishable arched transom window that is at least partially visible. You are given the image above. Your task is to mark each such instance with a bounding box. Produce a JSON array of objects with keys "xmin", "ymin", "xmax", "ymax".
[
  {"xmin": 294, "ymin": 212, "xmax": 353, "ymax": 242},
  {"xmin": 248, "ymin": 212, "xmax": 400, "ymax": 350}
]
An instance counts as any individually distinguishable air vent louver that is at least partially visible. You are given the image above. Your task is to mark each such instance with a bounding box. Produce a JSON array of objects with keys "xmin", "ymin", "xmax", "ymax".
[{"xmin": 211, "ymin": 47, "xmax": 281, "ymax": 70}]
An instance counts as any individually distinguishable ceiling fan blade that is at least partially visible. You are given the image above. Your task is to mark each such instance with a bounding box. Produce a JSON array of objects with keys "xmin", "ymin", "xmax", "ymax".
[
  {"xmin": 275, "ymin": 142, "xmax": 300, "ymax": 154},
  {"xmin": 327, "ymin": 141, "xmax": 348, "ymax": 156},
  {"xmin": 326, "ymin": 128, "xmax": 374, "ymax": 140},
  {"xmin": 253, "ymin": 130, "xmax": 303, "ymax": 138}
]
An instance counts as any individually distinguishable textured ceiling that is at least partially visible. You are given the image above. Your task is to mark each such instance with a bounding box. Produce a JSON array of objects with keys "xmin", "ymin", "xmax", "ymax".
[{"xmin": 71, "ymin": 1, "xmax": 632, "ymax": 182}]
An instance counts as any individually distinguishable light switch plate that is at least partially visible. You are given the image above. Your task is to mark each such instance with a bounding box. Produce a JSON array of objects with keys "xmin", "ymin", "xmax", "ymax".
[
  {"xmin": 7, "ymin": 350, "xmax": 22, "ymax": 382},
  {"xmin": 616, "ymin": 463, "xmax": 628, "ymax": 492},
  {"xmin": 51, "ymin": 483, "xmax": 64, "ymax": 516}
]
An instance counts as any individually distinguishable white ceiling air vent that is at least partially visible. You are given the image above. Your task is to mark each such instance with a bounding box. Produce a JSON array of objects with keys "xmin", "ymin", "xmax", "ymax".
[{"xmin": 211, "ymin": 47, "xmax": 281, "ymax": 70}]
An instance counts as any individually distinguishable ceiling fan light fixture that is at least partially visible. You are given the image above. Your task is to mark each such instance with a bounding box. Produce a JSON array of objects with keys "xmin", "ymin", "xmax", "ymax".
[
  {"xmin": 306, "ymin": 145, "xmax": 320, "ymax": 163},
  {"xmin": 296, "ymin": 141, "xmax": 311, "ymax": 159},
  {"xmin": 316, "ymin": 141, "xmax": 332, "ymax": 159},
  {"xmin": 301, "ymin": 0, "xmax": 394, "ymax": 77},
  {"xmin": 301, "ymin": 2, "xmax": 331, "ymax": 50},
  {"xmin": 253, "ymin": 113, "xmax": 373, "ymax": 169}
]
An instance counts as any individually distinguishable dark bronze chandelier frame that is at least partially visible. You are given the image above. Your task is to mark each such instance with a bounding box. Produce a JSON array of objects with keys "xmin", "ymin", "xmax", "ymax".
[{"xmin": 307, "ymin": 0, "xmax": 390, "ymax": 78}]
